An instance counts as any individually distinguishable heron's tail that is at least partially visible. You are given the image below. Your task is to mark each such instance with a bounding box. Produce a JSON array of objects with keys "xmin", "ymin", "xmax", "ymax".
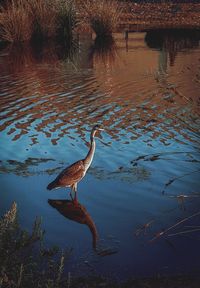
[{"xmin": 47, "ymin": 180, "xmax": 58, "ymax": 190}]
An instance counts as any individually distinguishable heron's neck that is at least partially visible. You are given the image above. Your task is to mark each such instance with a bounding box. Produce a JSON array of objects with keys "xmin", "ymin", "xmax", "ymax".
[{"xmin": 84, "ymin": 132, "xmax": 96, "ymax": 171}]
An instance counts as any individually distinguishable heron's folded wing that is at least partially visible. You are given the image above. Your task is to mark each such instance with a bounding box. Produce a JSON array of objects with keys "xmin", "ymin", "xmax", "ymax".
[{"xmin": 56, "ymin": 160, "xmax": 85, "ymax": 186}]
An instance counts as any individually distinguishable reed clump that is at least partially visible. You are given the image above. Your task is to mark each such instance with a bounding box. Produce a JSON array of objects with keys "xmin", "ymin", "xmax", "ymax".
[
  {"xmin": 0, "ymin": 0, "xmax": 77, "ymax": 43},
  {"xmin": 0, "ymin": 0, "xmax": 33, "ymax": 42},
  {"xmin": 29, "ymin": 0, "xmax": 57, "ymax": 40},
  {"xmin": 56, "ymin": 0, "xmax": 77, "ymax": 41},
  {"xmin": 81, "ymin": 0, "xmax": 122, "ymax": 37}
]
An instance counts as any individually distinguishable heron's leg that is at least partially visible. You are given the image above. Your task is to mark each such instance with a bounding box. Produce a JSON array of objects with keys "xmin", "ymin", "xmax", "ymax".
[
  {"xmin": 69, "ymin": 187, "xmax": 73, "ymax": 201},
  {"xmin": 72, "ymin": 183, "xmax": 78, "ymax": 204}
]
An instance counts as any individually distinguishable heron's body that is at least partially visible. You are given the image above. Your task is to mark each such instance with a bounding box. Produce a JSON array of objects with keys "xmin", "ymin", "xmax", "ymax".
[
  {"xmin": 47, "ymin": 160, "xmax": 85, "ymax": 191},
  {"xmin": 47, "ymin": 125, "xmax": 103, "ymax": 198}
]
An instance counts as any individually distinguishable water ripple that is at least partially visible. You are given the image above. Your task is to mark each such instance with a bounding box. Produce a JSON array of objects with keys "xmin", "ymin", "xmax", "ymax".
[{"xmin": 0, "ymin": 33, "xmax": 200, "ymax": 153}]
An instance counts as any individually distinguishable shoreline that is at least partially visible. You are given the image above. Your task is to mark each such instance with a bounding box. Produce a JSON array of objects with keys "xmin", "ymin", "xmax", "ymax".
[
  {"xmin": 118, "ymin": 2, "xmax": 200, "ymax": 31},
  {"xmin": 71, "ymin": 274, "xmax": 200, "ymax": 288}
]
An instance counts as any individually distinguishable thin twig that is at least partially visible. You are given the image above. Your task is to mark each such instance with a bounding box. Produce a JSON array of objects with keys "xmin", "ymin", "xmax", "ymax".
[
  {"xmin": 56, "ymin": 254, "xmax": 65, "ymax": 285},
  {"xmin": 168, "ymin": 228, "xmax": 200, "ymax": 237},
  {"xmin": 135, "ymin": 220, "xmax": 154, "ymax": 236},
  {"xmin": 150, "ymin": 210, "xmax": 200, "ymax": 242},
  {"xmin": 17, "ymin": 264, "xmax": 23, "ymax": 288}
]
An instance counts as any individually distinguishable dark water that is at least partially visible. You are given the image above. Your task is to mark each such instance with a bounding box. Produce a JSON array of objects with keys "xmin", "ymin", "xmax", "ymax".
[{"xmin": 0, "ymin": 30, "xmax": 200, "ymax": 280}]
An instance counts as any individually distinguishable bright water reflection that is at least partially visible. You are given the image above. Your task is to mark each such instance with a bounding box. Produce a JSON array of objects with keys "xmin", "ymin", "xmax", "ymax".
[{"xmin": 0, "ymin": 30, "xmax": 200, "ymax": 280}]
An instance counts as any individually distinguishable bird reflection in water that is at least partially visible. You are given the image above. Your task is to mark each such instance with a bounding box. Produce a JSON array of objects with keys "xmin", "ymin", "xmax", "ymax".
[
  {"xmin": 48, "ymin": 198, "xmax": 98, "ymax": 250},
  {"xmin": 48, "ymin": 198, "xmax": 119, "ymax": 256}
]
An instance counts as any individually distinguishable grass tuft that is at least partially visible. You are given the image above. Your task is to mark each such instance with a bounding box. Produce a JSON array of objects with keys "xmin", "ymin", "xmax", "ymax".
[
  {"xmin": 0, "ymin": 0, "xmax": 78, "ymax": 43},
  {"xmin": 56, "ymin": 0, "xmax": 77, "ymax": 42},
  {"xmin": 81, "ymin": 0, "xmax": 122, "ymax": 37},
  {"xmin": 0, "ymin": 0, "xmax": 33, "ymax": 43},
  {"xmin": 29, "ymin": 0, "xmax": 57, "ymax": 40}
]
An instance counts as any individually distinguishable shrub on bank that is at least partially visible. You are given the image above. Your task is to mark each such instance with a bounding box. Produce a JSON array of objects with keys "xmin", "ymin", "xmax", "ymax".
[{"xmin": 0, "ymin": 202, "xmax": 71, "ymax": 288}]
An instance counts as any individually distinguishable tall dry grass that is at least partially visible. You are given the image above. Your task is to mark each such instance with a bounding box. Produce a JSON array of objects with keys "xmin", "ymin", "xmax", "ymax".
[
  {"xmin": 0, "ymin": 0, "xmax": 78, "ymax": 43},
  {"xmin": 56, "ymin": 0, "xmax": 77, "ymax": 41},
  {"xmin": 81, "ymin": 0, "xmax": 122, "ymax": 37},
  {"xmin": 0, "ymin": 0, "xmax": 33, "ymax": 42},
  {"xmin": 29, "ymin": 0, "xmax": 57, "ymax": 39}
]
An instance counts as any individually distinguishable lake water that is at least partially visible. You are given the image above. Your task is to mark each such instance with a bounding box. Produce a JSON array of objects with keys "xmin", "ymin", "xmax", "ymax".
[{"xmin": 0, "ymin": 30, "xmax": 200, "ymax": 280}]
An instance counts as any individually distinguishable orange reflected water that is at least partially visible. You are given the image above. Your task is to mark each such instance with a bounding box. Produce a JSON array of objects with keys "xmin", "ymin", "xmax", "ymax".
[{"xmin": 0, "ymin": 31, "xmax": 199, "ymax": 148}]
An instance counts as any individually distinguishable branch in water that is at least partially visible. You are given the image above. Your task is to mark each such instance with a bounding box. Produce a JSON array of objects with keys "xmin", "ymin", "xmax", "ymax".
[
  {"xmin": 162, "ymin": 169, "xmax": 200, "ymax": 194},
  {"xmin": 149, "ymin": 210, "xmax": 200, "ymax": 242}
]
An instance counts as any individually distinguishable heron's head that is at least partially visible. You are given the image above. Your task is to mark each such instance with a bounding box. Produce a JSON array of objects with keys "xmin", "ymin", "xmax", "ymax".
[
  {"xmin": 91, "ymin": 124, "xmax": 104, "ymax": 138},
  {"xmin": 93, "ymin": 124, "xmax": 105, "ymax": 132}
]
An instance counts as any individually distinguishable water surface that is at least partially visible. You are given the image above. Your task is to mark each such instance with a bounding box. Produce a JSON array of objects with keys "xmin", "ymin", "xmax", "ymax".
[{"xmin": 0, "ymin": 30, "xmax": 200, "ymax": 280}]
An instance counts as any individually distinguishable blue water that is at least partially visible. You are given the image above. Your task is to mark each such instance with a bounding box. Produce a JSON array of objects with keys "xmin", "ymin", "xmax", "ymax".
[{"xmin": 0, "ymin": 31, "xmax": 200, "ymax": 280}]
